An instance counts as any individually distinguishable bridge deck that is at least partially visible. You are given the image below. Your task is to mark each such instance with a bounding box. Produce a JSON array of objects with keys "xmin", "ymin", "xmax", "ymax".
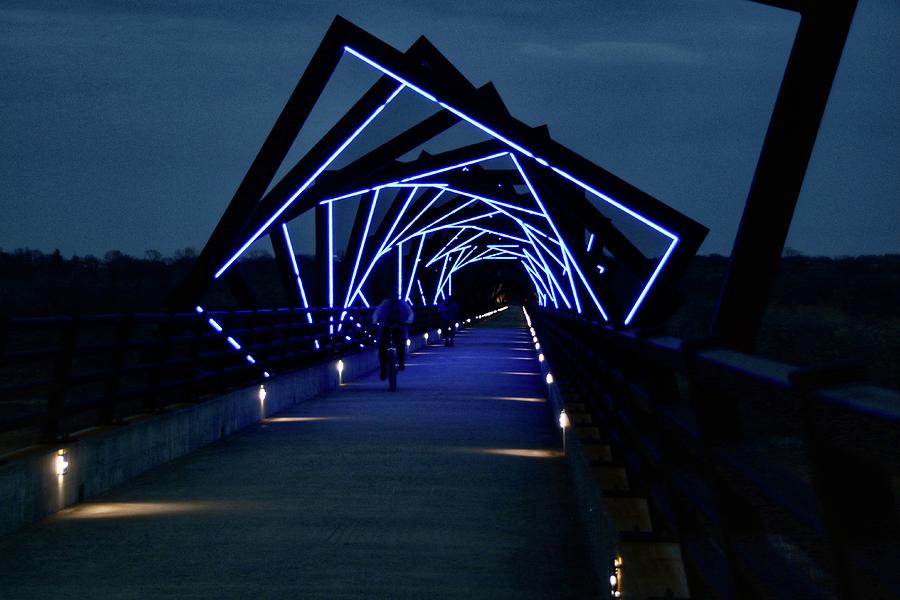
[{"xmin": 0, "ymin": 310, "xmax": 593, "ymax": 598}]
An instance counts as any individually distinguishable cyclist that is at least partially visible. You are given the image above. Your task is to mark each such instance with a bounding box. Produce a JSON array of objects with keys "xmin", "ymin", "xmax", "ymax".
[{"xmin": 372, "ymin": 295, "xmax": 414, "ymax": 380}]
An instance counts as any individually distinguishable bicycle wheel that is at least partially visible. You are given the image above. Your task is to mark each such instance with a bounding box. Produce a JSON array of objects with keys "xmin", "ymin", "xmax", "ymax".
[{"xmin": 387, "ymin": 347, "xmax": 398, "ymax": 391}]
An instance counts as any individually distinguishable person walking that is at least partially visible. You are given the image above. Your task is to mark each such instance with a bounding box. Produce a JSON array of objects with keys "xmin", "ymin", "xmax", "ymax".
[
  {"xmin": 438, "ymin": 296, "xmax": 459, "ymax": 346},
  {"xmin": 372, "ymin": 295, "xmax": 414, "ymax": 380}
]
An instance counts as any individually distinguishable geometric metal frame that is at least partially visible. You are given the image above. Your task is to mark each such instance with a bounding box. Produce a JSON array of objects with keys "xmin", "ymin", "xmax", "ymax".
[{"xmin": 172, "ymin": 16, "xmax": 707, "ymax": 327}]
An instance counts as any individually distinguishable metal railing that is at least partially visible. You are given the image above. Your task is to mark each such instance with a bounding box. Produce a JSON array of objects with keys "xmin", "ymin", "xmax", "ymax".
[
  {"xmin": 532, "ymin": 307, "xmax": 899, "ymax": 600},
  {"xmin": 0, "ymin": 305, "xmax": 442, "ymax": 452}
]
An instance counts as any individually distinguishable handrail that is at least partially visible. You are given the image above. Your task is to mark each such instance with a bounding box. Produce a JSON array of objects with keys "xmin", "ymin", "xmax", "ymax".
[
  {"xmin": 531, "ymin": 306, "xmax": 899, "ymax": 600},
  {"xmin": 0, "ymin": 305, "xmax": 445, "ymax": 450}
]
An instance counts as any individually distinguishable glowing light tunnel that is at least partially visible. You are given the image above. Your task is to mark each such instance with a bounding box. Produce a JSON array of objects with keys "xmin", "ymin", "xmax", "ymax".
[{"xmin": 184, "ymin": 16, "xmax": 707, "ymax": 374}]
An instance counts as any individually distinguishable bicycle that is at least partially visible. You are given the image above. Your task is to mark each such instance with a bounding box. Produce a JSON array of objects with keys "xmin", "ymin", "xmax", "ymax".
[
  {"xmin": 386, "ymin": 339, "xmax": 398, "ymax": 391},
  {"xmin": 381, "ymin": 324, "xmax": 401, "ymax": 392}
]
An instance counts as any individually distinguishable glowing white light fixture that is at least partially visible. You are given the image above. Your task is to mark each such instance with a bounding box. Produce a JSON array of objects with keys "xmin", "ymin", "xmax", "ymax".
[
  {"xmin": 546, "ymin": 373, "xmax": 553, "ymax": 384},
  {"xmin": 55, "ymin": 449, "xmax": 69, "ymax": 477},
  {"xmin": 559, "ymin": 408, "xmax": 570, "ymax": 455},
  {"xmin": 535, "ymin": 342, "xmax": 541, "ymax": 350},
  {"xmin": 455, "ymin": 322, "xmax": 459, "ymax": 328},
  {"xmin": 538, "ymin": 353, "xmax": 544, "ymax": 362},
  {"xmin": 611, "ymin": 556, "xmax": 623, "ymax": 597},
  {"xmin": 194, "ymin": 306, "xmax": 204, "ymax": 314},
  {"xmin": 263, "ymin": 371, "xmax": 271, "ymax": 378},
  {"xmin": 258, "ymin": 385, "xmax": 267, "ymax": 404},
  {"xmin": 337, "ymin": 359, "xmax": 344, "ymax": 385},
  {"xmin": 406, "ymin": 338, "xmax": 411, "ymax": 347},
  {"xmin": 424, "ymin": 332, "xmax": 429, "ymax": 341},
  {"xmin": 437, "ymin": 328, "xmax": 442, "ymax": 335}
]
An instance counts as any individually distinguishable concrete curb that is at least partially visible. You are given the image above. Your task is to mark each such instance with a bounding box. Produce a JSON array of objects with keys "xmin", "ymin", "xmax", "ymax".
[
  {"xmin": 0, "ymin": 329, "xmax": 439, "ymax": 537},
  {"xmin": 532, "ymin": 322, "xmax": 617, "ymax": 597}
]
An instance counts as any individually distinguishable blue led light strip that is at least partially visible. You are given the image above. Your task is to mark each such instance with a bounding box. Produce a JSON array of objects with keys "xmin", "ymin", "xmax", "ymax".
[
  {"xmin": 339, "ymin": 47, "xmax": 675, "ymax": 324},
  {"xmin": 345, "ymin": 186, "xmax": 419, "ymax": 307},
  {"xmin": 416, "ymin": 278, "xmax": 427, "ymax": 306},
  {"xmin": 521, "ymin": 221, "xmax": 554, "ymax": 242},
  {"xmin": 449, "ymin": 244, "xmax": 475, "ymax": 276},
  {"xmin": 511, "ymin": 154, "xmax": 614, "ymax": 320},
  {"xmin": 282, "ymin": 224, "xmax": 314, "ymax": 324},
  {"xmin": 447, "ymin": 190, "xmax": 568, "ymax": 310},
  {"xmin": 524, "ymin": 240, "xmax": 571, "ymax": 310},
  {"xmin": 397, "ymin": 242, "xmax": 403, "ymax": 297},
  {"xmin": 214, "ymin": 82, "xmax": 406, "ymax": 280},
  {"xmin": 426, "ymin": 231, "xmax": 484, "ymax": 267},
  {"xmin": 473, "ymin": 195, "xmax": 545, "ymax": 218},
  {"xmin": 382, "ymin": 186, "xmax": 418, "ymax": 251},
  {"xmin": 343, "ymin": 189, "xmax": 379, "ymax": 309},
  {"xmin": 401, "ymin": 151, "xmax": 509, "ymax": 182},
  {"xmin": 546, "ymin": 164, "xmax": 680, "ymax": 323},
  {"xmin": 317, "ymin": 189, "xmax": 370, "ymax": 205},
  {"xmin": 197, "ymin": 305, "xmax": 271, "ymax": 379},
  {"xmin": 387, "ymin": 189, "xmax": 445, "ymax": 248},
  {"xmin": 520, "ymin": 259, "xmax": 554, "ymax": 306},
  {"xmin": 624, "ymin": 237, "xmax": 678, "ymax": 326},
  {"xmin": 433, "ymin": 254, "xmax": 450, "ymax": 305},
  {"xmin": 327, "ymin": 201, "xmax": 334, "ymax": 307},
  {"xmin": 468, "ymin": 246, "xmax": 496, "ymax": 262},
  {"xmin": 522, "ymin": 246, "xmax": 565, "ymax": 309},
  {"xmin": 404, "ymin": 234, "xmax": 425, "ymax": 303},
  {"xmin": 526, "ymin": 228, "xmax": 567, "ymax": 270},
  {"xmin": 452, "ymin": 246, "xmax": 488, "ymax": 271},
  {"xmin": 421, "ymin": 229, "xmax": 464, "ymax": 270},
  {"xmin": 343, "ymin": 46, "xmax": 436, "ymax": 101},
  {"xmin": 467, "ymin": 225, "xmax": 530, "ymax": 245},
  {"xmin": 428, "ymin": 243, "xmax": 471, "ymax": 272},
  {"xmin": 412, "ymin": 210, "xmax": 502, "ymax": 239},
  {"xmin": 393, "ymin": 197, "xmax": 477, "ymax": 245},
  {"xmin": 509, "ymin": 154, "xmax": 583, "ymax": 314}
]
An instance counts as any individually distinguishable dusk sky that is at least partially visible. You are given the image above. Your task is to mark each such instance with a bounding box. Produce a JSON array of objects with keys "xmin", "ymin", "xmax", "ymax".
[{"xmin": 1, "ymin": 0, "xmax": 897, "ymax": 259}]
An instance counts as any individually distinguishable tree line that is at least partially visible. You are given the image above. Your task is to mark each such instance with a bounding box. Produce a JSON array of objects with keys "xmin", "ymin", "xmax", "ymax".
[{"xmin": 1, "ymin": 248, "xmax": 897, "ymax": 389}]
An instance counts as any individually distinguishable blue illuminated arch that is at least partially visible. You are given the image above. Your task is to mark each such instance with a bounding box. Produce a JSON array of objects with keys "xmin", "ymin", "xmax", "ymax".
[{"xmin": 187, "ymin": 16, "xmax": 707, "ymax": 331}]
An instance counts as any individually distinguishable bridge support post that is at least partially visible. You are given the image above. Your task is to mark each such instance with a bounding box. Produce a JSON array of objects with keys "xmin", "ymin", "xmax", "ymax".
[
  {"xmin": 315, "ymin": 204, "xmax": 330, "ymax": 308},
  {"xmin": 713, "ymin": 1, "xmax": 858, "ymax": 352}
]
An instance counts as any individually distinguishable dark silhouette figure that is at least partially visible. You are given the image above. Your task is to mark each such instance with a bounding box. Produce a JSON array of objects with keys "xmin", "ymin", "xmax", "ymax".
[
  {"xmin": 372, "ymin": 296, "xmax": 414, "ymax": 379},
  {"xmin": 438, "ymin": 296, "xmax": 459, "ymax": 346}
]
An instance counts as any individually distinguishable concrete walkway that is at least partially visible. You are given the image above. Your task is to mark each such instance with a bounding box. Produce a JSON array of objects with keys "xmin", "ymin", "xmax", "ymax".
[{"xmin": 0, "ymin": 309, "xmax": 593, "ymax": 599}]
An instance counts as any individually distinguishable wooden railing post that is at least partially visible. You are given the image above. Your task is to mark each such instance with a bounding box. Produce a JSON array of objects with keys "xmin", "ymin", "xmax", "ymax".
[
  {"xmin": 100, "ymin": 314, "xmax": 132, "ymax": 425},
  {"xmin": 145, "ymin": 313, "xmax": 174, "ymax": 413},
  {"xmin": 42, "ymin": 316, "xmax": 79, "ymax": 443}
]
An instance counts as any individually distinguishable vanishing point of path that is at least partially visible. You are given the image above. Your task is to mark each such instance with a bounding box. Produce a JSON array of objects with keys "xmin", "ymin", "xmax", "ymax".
[{"xmin": 0, "ymin": 308, "xmax": 593, "ymax": 599}]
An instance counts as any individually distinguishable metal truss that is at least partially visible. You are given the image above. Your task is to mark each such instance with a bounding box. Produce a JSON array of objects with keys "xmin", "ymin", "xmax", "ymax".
[{"xmin": 172, "ymin": 15, "xmax": 707, "ymax": 326}]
